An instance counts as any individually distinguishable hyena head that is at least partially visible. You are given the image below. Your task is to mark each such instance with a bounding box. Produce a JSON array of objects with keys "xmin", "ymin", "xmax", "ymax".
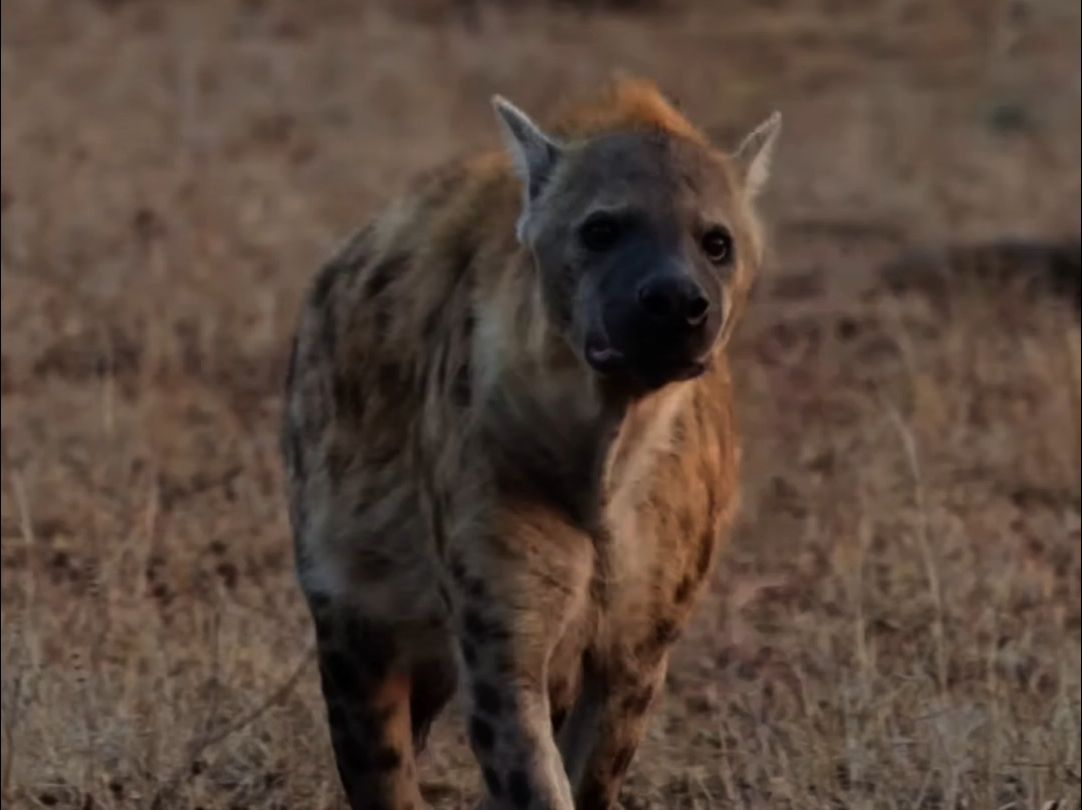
[{"xmin": 494, "ymin": 81, "xmax": 780, "ymax": 393}]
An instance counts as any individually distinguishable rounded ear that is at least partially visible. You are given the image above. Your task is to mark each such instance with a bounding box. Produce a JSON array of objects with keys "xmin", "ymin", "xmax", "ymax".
[
  {"xmin": 733, "ymin": 111, "xmax": 781, "ymax": 199},
  {"xmin": 492, "ymin": 96, "xmax": 563, "ymax": 240}
]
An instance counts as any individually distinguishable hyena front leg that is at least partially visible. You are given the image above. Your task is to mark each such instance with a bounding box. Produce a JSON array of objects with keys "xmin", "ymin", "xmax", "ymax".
[
  {"xmin": 307, "ymin": 593, "xmax": 428, "ymax": 810},
  {"xmin": 557, "ymin": 651, "xmax": 671, "ymax": 810},
  {"xmin": 446, "ymin": 506, "xmax": 594, "ymax": 810}
]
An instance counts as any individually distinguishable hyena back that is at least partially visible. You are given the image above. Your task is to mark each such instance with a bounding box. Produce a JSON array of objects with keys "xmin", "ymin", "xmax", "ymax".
[{"xmin": 282, "ymin": 79, "xmax": 780, "ymax": 810}]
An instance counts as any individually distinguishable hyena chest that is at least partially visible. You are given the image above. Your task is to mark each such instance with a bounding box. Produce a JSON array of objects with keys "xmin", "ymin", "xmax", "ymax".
[{"xmin": 472, "ymin": 374, "xmax": 621, "ymax": 531}]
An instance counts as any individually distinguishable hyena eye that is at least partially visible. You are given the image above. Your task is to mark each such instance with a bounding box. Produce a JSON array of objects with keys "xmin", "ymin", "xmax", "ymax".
[
  {"xmin": 701, "ymin": 227, "xmax": 733, "ymax": 265},
  {"xmin": 579, "ymin": 214, "xmax": 623, "ymax": 252}
]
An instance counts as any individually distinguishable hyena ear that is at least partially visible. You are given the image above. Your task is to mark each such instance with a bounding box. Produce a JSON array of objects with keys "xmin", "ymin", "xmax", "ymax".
[
  {"xmin": 733, "ymin": 111, "xmax": 782, "ymax": 199},
  {"xmin": 492, "ymin": 95, "xmax": 562, "ymax": 240}
]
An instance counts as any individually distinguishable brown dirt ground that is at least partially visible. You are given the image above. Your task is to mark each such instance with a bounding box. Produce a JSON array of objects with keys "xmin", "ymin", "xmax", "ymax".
[{"xmin": 2, "ymin": 1, "xmax": 1080, "ymax": 808}]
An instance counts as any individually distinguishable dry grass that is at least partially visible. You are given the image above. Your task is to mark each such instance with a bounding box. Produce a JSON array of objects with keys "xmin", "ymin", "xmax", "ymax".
[{"xmin": 1, "ymin": 1, "xmax": 1079, "ymax": 808}]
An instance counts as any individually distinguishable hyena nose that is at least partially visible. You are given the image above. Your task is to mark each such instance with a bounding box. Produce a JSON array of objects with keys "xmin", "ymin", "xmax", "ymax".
[{"xmin": 637, "ymin": 276, "xmax": 710, "ymax": 329}]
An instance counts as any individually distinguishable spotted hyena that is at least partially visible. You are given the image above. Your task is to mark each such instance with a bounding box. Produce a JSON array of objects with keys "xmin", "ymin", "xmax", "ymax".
[{"xmin": 282, "ymin": 79, "xmax": 780, "ymax": 810}]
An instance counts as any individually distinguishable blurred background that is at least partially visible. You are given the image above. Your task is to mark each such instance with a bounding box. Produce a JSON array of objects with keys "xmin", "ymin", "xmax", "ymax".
[{"xmin": 1, "ymin": 1, "xmax": 1079, "ymax": 808}]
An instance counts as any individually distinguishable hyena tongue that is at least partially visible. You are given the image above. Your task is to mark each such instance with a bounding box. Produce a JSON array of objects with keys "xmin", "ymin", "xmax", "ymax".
[
  {"xmin": 586, "ymin": 342, "xmax": 625, "ymax": 373},
  {"xmin": 587, "ymin": 345, "xmax": 622, "ymax": 364}
]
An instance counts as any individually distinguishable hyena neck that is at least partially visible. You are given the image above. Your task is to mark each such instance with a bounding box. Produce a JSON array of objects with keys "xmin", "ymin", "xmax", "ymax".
[
  {"xmin": 603, "ymin": 382, "xmax": 693, "ymax": 500},
  {"xmin": 474, "ymin": 256, "xmax": 697, "ymax": 529},
  {"xmin": 471, "ymin": 257, "xmax": 619, "ymax": 528}
]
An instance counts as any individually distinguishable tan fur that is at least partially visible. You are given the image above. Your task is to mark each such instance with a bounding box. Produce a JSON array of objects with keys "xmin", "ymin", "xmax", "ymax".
[
  {"xmin": 282, "ymin": 78, "xmax": 777, "ymax": 810},
  {"xmin": 551, "ymin": 78, "xmax": 709, "ymax": 144}
]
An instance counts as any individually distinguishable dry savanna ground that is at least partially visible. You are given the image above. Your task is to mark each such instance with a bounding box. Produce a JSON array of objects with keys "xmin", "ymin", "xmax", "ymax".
[{"xmin": 2, "ymin": 1, "xmax": 1080, "ymax": 808}]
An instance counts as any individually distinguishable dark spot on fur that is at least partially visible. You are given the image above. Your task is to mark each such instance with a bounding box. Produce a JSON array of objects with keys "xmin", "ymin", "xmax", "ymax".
[
  {"xmin": 550, "ymin": 673, "xmax": 581, "ymax": 732},
  {"xmin": 358, "ymin": 705, "xmax": 394, "ymax": 737},
  {"xmin": 343, "ymin": 619, "xmax": 396, "ymax": 681},
  {"xmin": 460, "ymin": 639, "xmax": 477, "ymax": 666},
  {"xmin": 343, "ymin": 616, "xmax": 366, "ymax": 648},
  {"xmin": 449, "ymin": 554, "xmax": 467, "ymax": 582},
  {"xmin": 375, "ymin": 362, "xmax": 404, "ymax": 392},
  {"xmin": 339, "ymin": 225, "xmax": 373, "ymax": 265},
  {"xmin": 310, "ymin": 262, "xmax": 344, "ymax": 356},
  {"xmin": 330, "ymin": 372, "xmax": 363, "ymax": 422},
  {"xmin": 677, "ymin": 507, "xmax": 694, "ymax": 537},
  {"xmin": 355, "ymin": 548, "xmax": 397, "ymax": 580},
  {"xmin": 358, "ymin": 646, "xmax": 393, "ymax": 682},
  {"xmin": 674, "ymin": 575, "xmax": 694, "ymax": 604},
  {"xmin": 371, "ymin": 746, "xmax": 401, "ymax": 771},
  {"xmin": 326, "ymin": 701, "xmax": 348, "ymax": 734},
  {"xmin": 434, "ymin": 341, "xmax": 451, "ymax": 390},
  {"xmin": 469, "ymin": 715, "xmax": 495, "ymax": 751},
  {"xmin": 321, "ymin": 309, "xmax": 338, "ymax": 359},
  {"xmin": 695, "ymin": 531, "xmax": 715, "ymax": 579},
  {"xmin": 373, "ymin": 305, "xmax": 391, "ymax": 341},
  {"xmin": 472, "ymin": 681, "xmax": 502, "ymax": 715},
  {"xmin": 411, "ymin": 657, "xmax": 456, "ymax": 751},
  {"xmin": 836, "ymin": 315, "xmax": 860, "ymax": 341},
  {"xmin": 285, "ymin": 422, "xmax": 306, "ymax": 487},
  {"xmin": 310, "ymin": 261, "xmax": 341, "ymax": 310},
  {"xmin": 670, "ymin": 414, "xmax": 688, "ymax": 445},
  {"xmin": 462, "ymin": 609, "xmax": 505, "ymax": 641},
  {"xmin": 279, "ymin": 343, "xmax": 309, "ymax": 486},
  {"xmin": 705, "ymin": 486, "xmax": 720, "ymax": 523},
  {"xmin": 489, "ymin": 649, "xmax": 515, "ymax": 675},
  {"xmin": 283, "ymin": 337, "xmax": 299, "ymax": 392},
  {"xmin": 451, "ymin": 361, "xmax": 471, "ymax": 406},
  {"xmin": 450, "ymin": 241, "xmax": 475, "ymax": 283},
  {"xmin": 549, "ymin": 675, "xmax": 570, "ymax": 701},
  {"xmin": 314, "ymin": 615, "xmax": 333, "ymax": 643},
  {"xmin": 577, "ymin": 780, "xmax": 609, "ymax": 810},
  {"xmin": 462, "ymin": 608, "xmax": 485, "ymax": 639},
  {"xmin": 654, "ymin": 618, "xmax": 679, "ymax": 646},
  {"xmin": 636, "ymin": 617, "xmax": 680, "ymax": 659},
  {"xmin": 320, "ymin": 650, "xmax": 355, "ymax": 690},
  {"xmin": 364, "ymin": 257, "xmax": 400, "ymax": 300},
  {"xmin": 589, "ymin": 569, "xmax": 609, "ymax": 610},
  {"xmin": 621, "ymin": 685, "xmax": 654, "ymax": 715},
  {"xmin": 550, "ymin": 704, "xmax": 568, "ymax": 733},
  {"xmin": 611, "ymin": 744, "xmax": 635, "ymax": 777},
  {"xmin": 466, "ymin": 577, "xmax": 486, "ymax": 600},
  {"xmin": 325, "ymin": 443, "xmax": 353, "ymax": 483},
  {"xmin": 431, "ymin": 495, "xmax": 448, "ymax": 553},
  {"xmin": 421, "ymin": 301, "xmax": 445, "ymax": 344},
  {"xmin": 482, "ymin": 766, "xmax": 503, "ymax": 797},
  {"xmin": 507, "ymin": 769, "xmax": 532, "ymax": 809},
  {"xmin": 334, "ymin": 728, "xmax": 370, "ymax": 774}
]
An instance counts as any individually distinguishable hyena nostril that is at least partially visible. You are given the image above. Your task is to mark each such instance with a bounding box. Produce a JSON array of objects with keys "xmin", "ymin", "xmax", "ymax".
[
  {"xmin": 637, "ymin": 279, "xmax": 679, "ymax": 321},
  {"xmin": 684, "ymin": 293, "xmax": 709, "ymax": 326},
  {"xmin": 638, "ymin": 277, "xmax": 709, "ymax": 329}
]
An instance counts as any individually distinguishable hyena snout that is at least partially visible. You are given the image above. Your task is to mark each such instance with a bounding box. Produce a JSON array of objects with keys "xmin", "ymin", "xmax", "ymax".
[
  {"xmin": 636, "ymin": 274, "xmax": 711, "ymax": 329},
  {"xmin": 589, "ymin": 266, "xmax": 721, "ymax": 389}
]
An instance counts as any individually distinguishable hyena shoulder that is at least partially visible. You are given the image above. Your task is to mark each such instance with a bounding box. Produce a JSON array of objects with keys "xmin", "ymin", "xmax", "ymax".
[{"xmin": 282, "ymin": 156, "xmax": 519, "ymax": 453}]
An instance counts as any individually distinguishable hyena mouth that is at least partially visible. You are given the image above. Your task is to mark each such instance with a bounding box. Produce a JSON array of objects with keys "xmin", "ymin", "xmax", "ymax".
[
  {"xmin": 585, "ymin": 336, "xmax": 626, "ymax": 374},
  {"xmin": 586, "ymin": 335, "xmax": 707, "ymax": 388},
  {"xmin": 639, "ymin": 357, "xmax": 707, "ymax": 389},
  {"xmin": 666, "ymin": 359, "xmax": 707, "ymax": 382}
]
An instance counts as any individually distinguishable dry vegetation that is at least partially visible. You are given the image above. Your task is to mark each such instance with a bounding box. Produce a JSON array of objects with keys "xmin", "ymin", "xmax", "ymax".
[{"xmin": 2, "ymin": 1, "xmax": 1080, "ymax": 808}]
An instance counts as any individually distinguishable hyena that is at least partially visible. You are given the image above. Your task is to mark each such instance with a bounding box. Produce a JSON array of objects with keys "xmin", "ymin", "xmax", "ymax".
[{"xmin": 282, "ymin": 79, "xmax": 780, "ymax": 810}]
